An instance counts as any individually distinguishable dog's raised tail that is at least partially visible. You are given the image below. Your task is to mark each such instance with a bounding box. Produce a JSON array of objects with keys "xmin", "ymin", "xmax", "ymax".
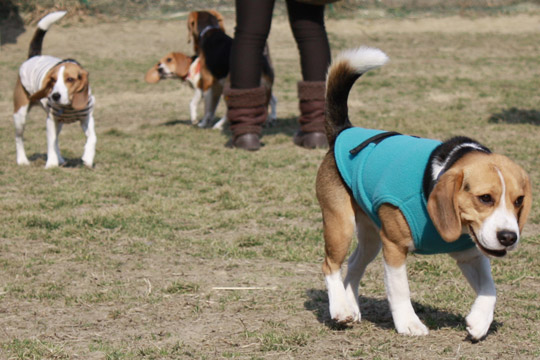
[
  {"xmin": 325, "ymin": 47, "xmax": 389, "ymax": 145},
  {"xmin": 28, "ymin": 11, "xmax": 67, "ymax": 59}
]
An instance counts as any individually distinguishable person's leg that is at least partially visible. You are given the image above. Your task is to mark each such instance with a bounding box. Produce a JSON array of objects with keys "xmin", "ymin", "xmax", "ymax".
[
  {"xmin": 230, "ymin": 0, "xmax": 274, "ymax": 88},
  {"xmin": 287, "ymin": 0, "xmax": 330, "ymax": 148},
  {"xmin": 225, "ymin": 0, "xmax": 275, "ymax": 150},
  {"xmin": 286, "ymin": 0, "xmax": 330, "ymax": 82}
]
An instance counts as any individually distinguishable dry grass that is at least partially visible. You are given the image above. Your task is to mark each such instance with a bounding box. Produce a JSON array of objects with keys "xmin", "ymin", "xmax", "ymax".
[{"xmin": 0, "ymin": 10, "xmax": 538, "ymax": 359}]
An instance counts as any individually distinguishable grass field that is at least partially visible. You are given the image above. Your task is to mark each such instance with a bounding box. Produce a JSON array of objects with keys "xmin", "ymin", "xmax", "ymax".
[{"xmin": 0, "ymin": 9, "xmax": 539, "ymax": 359}]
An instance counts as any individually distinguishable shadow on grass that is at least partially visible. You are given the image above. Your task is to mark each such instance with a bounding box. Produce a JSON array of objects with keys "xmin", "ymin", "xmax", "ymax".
[
  {"xmin": 263, "ymin": 116, "xmax": 298, "ymax": 137},
  {"xmin": 488, "ymin": 108, "xmax": 540, "ymax": 125},
  {"xmin": 160, "ymin": 119, "xmax": 193, "ymax": 127},
  {"xmin": 304, "ymin": 288, "xmax": 501, "ymax": 340},
  {"xmin": 29, "ymin": 153, "xmax": 85, "ymax": 168},
  {"xmin": 158, "ymin": 116, "xmax": 299, "ymax": 138}
]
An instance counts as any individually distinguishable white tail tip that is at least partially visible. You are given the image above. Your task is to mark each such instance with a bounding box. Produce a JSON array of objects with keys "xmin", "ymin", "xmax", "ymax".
[
  {"xmin": 37, "ymin": 11, "xmax": 67, "ymax": 31},
  {"xmin": 334, "ymin": 46, "xmax": 389, "ymax": 74}
]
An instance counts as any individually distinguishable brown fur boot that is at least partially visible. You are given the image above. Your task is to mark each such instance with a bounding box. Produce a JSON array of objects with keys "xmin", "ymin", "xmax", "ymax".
[
  {"xmin": 224, "ymin": 85, "xmax": 268, "ymax": 151},
  {"xmin": 294, "ymin": 81, "xmax": 328, "ymax": 149}
]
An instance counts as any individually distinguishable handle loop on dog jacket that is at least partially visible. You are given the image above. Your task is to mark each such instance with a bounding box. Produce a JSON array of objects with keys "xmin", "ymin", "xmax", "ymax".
[{"xmin": 349, "ymin": 131, "xmax": 402, "ymax": 155}]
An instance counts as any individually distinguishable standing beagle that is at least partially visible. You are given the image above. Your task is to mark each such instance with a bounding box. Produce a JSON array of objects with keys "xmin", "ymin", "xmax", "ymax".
[
  {"xmin": 13, "ymin": 11, "xmax": 96, "ymax": 168},
  {"xmin": 145, "ymin": 10, "xmax": 276, "ymax": 129},
  {"xmin": 316, "ymin": 47, "xmax": 532, "ymax": 340},
  {"xmin": 145, "ymin": 52, "xmax": 203, "ymax": 125}
]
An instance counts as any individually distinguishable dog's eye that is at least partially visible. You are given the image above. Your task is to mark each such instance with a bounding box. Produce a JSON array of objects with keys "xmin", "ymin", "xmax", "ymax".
[
  {"xmin": 166, "ymin": 58, "xmax": 172, "ymax": 63},
  {"xmin": 514, "ymin": 196, "xmax": 524, "ymax": 207},
  {"xmin": 478, "ymin": 194, "xmax": 494, "ymax": 205},
  {"xmin": 66, "ymin": 77, "xmax": 75, "ymax": 83}
]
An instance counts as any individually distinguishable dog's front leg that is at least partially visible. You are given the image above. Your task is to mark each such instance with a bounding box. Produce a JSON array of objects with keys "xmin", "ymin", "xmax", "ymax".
[
  {"xmin": 80, "ymin": 112, "xmax": 97, "ymax": 168},
  {"xmin": 190, "ymin": 88, "xmax": 202, "ymax": 125},
  {"xmin": 450, "ymin": 247, "xmax": 496, "ymax": 340},
  {"xmin": 379, "ymin": 204, "xmax": 428, "ymax": 336},
  {"xmin": 383, "ymin": 260, "xmax": 428, "ymax": 335},
  {"xmin": 45, "ymin": 116, "xmax": 63, "ymax": 168},
  {"xmin": 13, "ymin": 104, "xmax": 30, "ymax": 165}
]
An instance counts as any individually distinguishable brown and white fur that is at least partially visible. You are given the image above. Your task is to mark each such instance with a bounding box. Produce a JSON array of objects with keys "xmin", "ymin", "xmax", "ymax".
[
  {"xmin": 316, "ymin": 47, "xmax": 532, "ymax": 340},
  {"xmin": 146, "ymin": 10, "xmax": 276, "ymax": 129},
  {"xmin": 13, "ymin": 11, "xmax": 95, "ymax": 168},
  {"xmin": 145, "ymin": 52, "xmax": 205, "ymax": 125}
]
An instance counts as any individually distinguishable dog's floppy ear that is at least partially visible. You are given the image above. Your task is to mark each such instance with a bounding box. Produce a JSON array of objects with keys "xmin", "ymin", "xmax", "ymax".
[
  {"xmin": 518, "ymin": 171, "xmax": 532, "ymax": 233},
  {"xmin": 208, "ymin": 10, "xmax": 225, "ymax": 32},
  {"xmin": 72, "ymin": 69, "xmax": 89, "ymax": 110},
  {"xmin": 173, "ymin": 53, "xmax": 193, "ymax": 78},
  {"xmin": 427, "ymin": 169, "xmax": 464, "ymax": 242},
  {"xmin": 29, "ymin": 72, "xmax": 55, "ymax": 102},
  {"xmin": 187, "ymin": 11, "xmax": 198, "ymax": 45},
  {"xmin": 145, "ymin": 64, "xmax": 161, "ymax": 83}
]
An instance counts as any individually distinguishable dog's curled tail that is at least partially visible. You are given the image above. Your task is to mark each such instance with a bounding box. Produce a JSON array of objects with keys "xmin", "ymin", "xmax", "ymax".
[
  {"xmin": 325, "ymin": 47, "xmax": 389, "ymax": 145},
  {"xmin": 28, "ymin": 11, "xmax": 67, "ymax": 59}
]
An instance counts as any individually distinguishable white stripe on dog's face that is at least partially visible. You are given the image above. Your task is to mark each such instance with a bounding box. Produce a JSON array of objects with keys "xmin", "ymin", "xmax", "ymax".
[
  {"xmin": 158, "ymin": 63, "xmax": 173, "ymax": 77},
  {"xmin": 51, "ymin": 65, "xmax": 70, "ymax": 105},
  {"xmin": 477, "ymin": 168, "xmax": 520, "ymax": 251}
]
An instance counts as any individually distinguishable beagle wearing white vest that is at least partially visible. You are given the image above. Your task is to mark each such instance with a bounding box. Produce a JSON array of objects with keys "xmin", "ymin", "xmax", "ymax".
[
  {"xmin": 145, "ymin": 10, "xmax": 276, "ymax": 130},
  {"xmin": 12, "ymin": 11, "xmax": 96, "ymax": 168},
  {"xmin": 316, "ymin": 47, "xmax": 532, "ymax": 340}
]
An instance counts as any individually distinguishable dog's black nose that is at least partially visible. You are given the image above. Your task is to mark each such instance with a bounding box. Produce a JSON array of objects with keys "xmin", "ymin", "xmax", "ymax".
[
  {"xmin": 497, "ymin": 230, "xmax": 517, "ymax": 246},
  {"xmin": 158, "ymin": 67, "xmax": 163, "ymax": 74},
  {"xmin": 51, "ymin": 93, "xmax": 61, "ymax": 102}
]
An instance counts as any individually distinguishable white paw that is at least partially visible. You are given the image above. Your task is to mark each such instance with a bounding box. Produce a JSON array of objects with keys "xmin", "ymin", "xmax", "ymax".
[
  {"xmin": 330, "ymin": 306, "xmax": 360, "ymax": 324},
  {"xmin": 82, "ymin": 159, "xmax": 93, "ymax": 168},
  {"xmin": 17, "ymin": 157, "xmax": 30, "ymax": 166},
  {"xmin": 197, "ymin": 119, "xmax": 210, "ymax": 128},
  {"xmin": 466, "ymin": 311, "xmax": 493, "ymax": 340},
  {"xmin": 45, "ymin": 161, "xmax": 59, "ymax": 169},
  {"xmin": 394, "ymin": 314, "xmax": 429, "ymax": 336},
  {"xmin": 329, "ymin": 299, "xmax": 360, "ymax": 324}
]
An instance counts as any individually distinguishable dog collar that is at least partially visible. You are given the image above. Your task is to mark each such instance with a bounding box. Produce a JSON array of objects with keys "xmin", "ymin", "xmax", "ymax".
[
  {"xmin": 55, "ymin": 58, "xmax": 81, "ymax": 67},
  {"xmin": 199, "ymin": 25, "xmax": 220, "ymax": 39}
]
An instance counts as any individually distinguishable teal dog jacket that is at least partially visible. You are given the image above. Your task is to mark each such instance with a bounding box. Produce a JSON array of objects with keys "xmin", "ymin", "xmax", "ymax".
[{"xmin": 334, "ymin": 128, "xmax": 475, "ymax": 255}]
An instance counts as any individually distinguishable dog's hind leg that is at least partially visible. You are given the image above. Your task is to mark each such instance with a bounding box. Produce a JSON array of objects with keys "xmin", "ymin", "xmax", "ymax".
[
  {"xmin": 199, "ymin": 82, "xmax": 222, "ymax": 128},
  {"xmin": 317, "ymin": 155, "xmax": 359, "ymax": 323},
  {"xmin": 212, "ymin": 115, "xmax": 227, "ymax": 130},
  {"xmin": 13, "ymin": 77, "xmax": 30, "ymax": 165},
  {"xmin": 267, "ymin": 93, "xmax": 277, "ymax": 126},
  {"xmin": 343, "ymin": 209, "xmax": 382, "ymax": 322},
  {"xmin": 450, "ymin": 247, "xmax": 495, "ymax": 341}
]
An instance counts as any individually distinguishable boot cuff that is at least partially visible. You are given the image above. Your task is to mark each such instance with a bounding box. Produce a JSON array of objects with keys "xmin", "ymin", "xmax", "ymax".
[
  {"xmin": 224, "ymin": 85, "xmax": 268, "ymax": 108},
  {"xmin": 298, "ymin": 81, "xmax": 326, "ymax": 101}
]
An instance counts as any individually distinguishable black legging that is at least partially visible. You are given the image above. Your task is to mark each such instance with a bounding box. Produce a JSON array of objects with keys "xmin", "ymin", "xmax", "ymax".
[{"xmin": 230, "ymin": 0, "xmax": 331, "ymax": 89}]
